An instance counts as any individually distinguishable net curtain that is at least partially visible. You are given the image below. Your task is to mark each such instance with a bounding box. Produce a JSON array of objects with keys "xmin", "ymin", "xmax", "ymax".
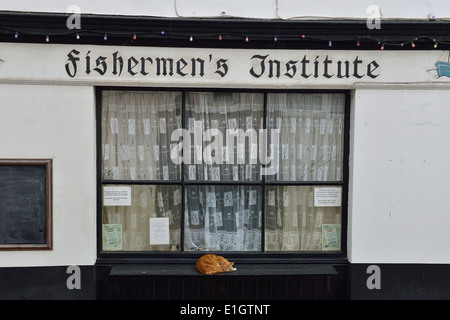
[{"xmin": 101, "ymin": 91, "xmax": 344, "ymax": 252}]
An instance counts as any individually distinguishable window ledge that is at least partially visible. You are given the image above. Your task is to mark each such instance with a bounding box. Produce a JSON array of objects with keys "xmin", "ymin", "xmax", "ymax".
[{"xmin": 108, "ymin": 263, "xmax": 338, "ymax": 277}]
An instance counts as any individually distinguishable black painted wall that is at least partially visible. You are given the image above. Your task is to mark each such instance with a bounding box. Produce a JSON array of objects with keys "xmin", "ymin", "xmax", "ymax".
[
  {"xmin": 1, "ymin": 264, "xmax": 450, "ymax": 300},
  {"xmin": 0, "ymin": 265, "xmax": 95, "ymax": 300},
  {"xmin": 350, "ymin": 264, "xmax": 450, "ymax": 300}
]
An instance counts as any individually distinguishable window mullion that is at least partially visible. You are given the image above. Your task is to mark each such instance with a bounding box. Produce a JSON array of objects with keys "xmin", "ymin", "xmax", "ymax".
[
  {"xmin": 180, "ymin": 90, "xmax": 186, "ymax": 253},
  {"xmin": 261, "ymin": 92, "xmax": 268, "ymax": 253}
]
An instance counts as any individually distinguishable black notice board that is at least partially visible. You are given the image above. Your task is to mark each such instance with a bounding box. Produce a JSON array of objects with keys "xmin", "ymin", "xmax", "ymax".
[{"xmin": 0, "ymin": 160, "xmax": 52, "ymax": 250}]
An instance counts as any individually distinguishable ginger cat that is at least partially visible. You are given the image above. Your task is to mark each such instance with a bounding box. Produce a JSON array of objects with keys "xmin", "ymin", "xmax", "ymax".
[{"xmin": 196, "ymin": 254, "xmax": 237, "ymax": 275}]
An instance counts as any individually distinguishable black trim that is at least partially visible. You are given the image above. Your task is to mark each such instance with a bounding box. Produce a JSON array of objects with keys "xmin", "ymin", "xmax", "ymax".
[
  {"xmin": 96, "ymin": 253, "xmax": 348, "ymax": 266},
  {"xmin": 1, "ymin": 11, "xmax": 450, "ymax": 50},
  {"xmin": 95, "ymin": 86, "xmax": 350, "ymax": 265},
  {"xmin": 108, "ymin": 263, "xmax": 339, "ymax": 276},
  {"xmin": 96, "ymin": 87, "xmax": 104, "ymax": 258}
]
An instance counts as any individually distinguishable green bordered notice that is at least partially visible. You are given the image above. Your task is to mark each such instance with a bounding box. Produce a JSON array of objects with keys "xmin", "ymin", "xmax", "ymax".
[
  {"xmin": 103, "ymin": 224, "xmax": 123, "ymax": 250},
  {"xmin": 322, "ymin": 224, "xmax": 341, "ymax": 251}
]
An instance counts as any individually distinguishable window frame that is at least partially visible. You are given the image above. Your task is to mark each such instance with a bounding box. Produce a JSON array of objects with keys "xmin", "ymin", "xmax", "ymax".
[{"xmin": 96, "ymin": 86, "xmax": 350, "ymax": 264}]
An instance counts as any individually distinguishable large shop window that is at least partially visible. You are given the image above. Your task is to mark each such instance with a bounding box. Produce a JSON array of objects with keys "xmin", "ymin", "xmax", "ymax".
[{"xmin": 99, "ymin": 89, "xmax": 347, "ymax": 255}]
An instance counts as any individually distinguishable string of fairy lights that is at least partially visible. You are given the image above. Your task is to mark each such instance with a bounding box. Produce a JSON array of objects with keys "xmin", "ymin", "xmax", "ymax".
[{"xmin": 3, "ymin": 26, "xmax": 450, "ymax": 49}]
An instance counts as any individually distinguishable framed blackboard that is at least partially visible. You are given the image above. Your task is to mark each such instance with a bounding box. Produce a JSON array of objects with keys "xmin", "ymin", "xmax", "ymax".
[{"xmin": 0, "ymin": 159, "xmax": 52, "ymax": 250}]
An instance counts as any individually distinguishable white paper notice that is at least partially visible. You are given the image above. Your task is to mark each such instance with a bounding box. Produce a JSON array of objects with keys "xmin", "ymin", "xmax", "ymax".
[
  {"xmin": 314, "ymin": 187, "xmax": 342, "ymax": 207},
  {"xmin": 103, "ymin": 186, "xmax": 132, "ymax": 206},
  {"xmin": 149, "ymin": 217, "xmax": 170, "ymax": 245}
]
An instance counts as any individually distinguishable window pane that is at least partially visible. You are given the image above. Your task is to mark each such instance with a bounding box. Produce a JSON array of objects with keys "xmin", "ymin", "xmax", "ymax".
[
  {"xmin": 265, "ymin": 93, "xmax": 345, "ymax": 182},
  {"xmin": 265, "ymin": 186, "xmax": 342, "ymax": 252},
  {"xmin": 102, "ymin": 185, "xmax": 181, "ymax": 251},
  {"xmin": 183, "ymin": 92, "xmax": 264, "ymax": 181},
  {"xmin": 184, "ymin": 185, "xmax": 262, "ymax": 251},
  {"xmin": 101, "ymin": 91, "xmax": 182, "ymax": 180}
]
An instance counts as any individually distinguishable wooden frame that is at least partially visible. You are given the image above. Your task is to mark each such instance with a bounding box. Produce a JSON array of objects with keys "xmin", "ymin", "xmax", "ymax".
[{"xmin": 0, "ymin": 159, "xmax": 52, "ymax": 250}]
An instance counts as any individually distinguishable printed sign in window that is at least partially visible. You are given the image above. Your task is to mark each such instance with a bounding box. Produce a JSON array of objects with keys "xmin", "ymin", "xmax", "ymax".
[
  {"xmin": 103, "ymin": 186, "xmax": 132, "ymax": 206},
  {"xmin": 314, "ymin": 187, "xmax": 342, "ymax": 207},
  {"xmin": 149, "ymin": 217, "xmax": 170, "ymax": 245}
]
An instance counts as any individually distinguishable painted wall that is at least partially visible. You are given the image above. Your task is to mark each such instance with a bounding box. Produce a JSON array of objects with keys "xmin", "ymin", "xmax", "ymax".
[
  {"xmin": 349, "ymin": 88, "xmax": 450, "ymax": 263},
  {"xmin": 1, "ymin": 0, "xmax": 449, "ymax": 20},
  {"xmin": 0, "ymin": 84, "xmax": 97, "ymax": 267},
  {"xmin": 1, "ymin": 84, "xmax": 450, "ymax": 267}
]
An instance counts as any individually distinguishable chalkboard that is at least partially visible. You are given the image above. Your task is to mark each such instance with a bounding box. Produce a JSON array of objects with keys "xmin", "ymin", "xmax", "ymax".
[{"xmin": 0, "ymin": 160, "xmax": 52, "ymax": 250}]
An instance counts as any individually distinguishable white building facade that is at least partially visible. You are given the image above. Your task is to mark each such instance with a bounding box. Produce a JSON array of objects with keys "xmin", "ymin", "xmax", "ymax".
[{"xmin": 1, "ymin": 0, "xmax": 450, "ymax": 300}]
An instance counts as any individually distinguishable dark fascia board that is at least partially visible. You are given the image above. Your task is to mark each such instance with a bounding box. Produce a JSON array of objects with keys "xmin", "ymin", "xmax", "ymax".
[{"xmin": 1, "ymin": 11, "xmax": 450, "ymax": 50}]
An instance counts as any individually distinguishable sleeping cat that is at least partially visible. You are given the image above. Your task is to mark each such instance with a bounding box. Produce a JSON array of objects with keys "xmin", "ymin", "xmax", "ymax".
[{"xmin": 196, "ymin": 254, "xmax": 237, "ymax": 275}]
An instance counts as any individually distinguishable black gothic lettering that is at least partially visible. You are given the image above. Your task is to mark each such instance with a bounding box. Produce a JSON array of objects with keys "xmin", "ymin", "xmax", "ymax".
[
  {"xmin": 215, "ymin": 59, "xmax": 228, "ymax": 77},
  {"xmin": 85, "ymin": 51, "xmax": 91, "ymax": 74},
  {"xmin": 323, "ymin": 55, "xmax": 334, "ymax": 78},
  {"xmin": 268, "ymin": 59, "xmax": 280, "ymax": 78},
  {"xmin": 140, "ymin": 57, "xmax": 153, "ymax": 76},
  {"xmin": 247, "ymin": 53, "xmax": 380, "ymax": 80},
  {"xmin": 65, "ymin": 49, "xmax": 80, "ymax": 78},
  {"xmin": 191, "ymin": 58, "xmax": 205, "ymax": 77},
  {"xmin": 337, "ymin": 61, "xmax": 350, "ymax": 78},
  {"xmin": 63, "ymin": 49, "xmax": 380, "ymax": 81},
  {"xmin": 313, "ymin": 56, "xmax": 320, "ymax": 78},
  {"xmin": 284, "ymin": 60, "xmax": 298, "ymax": 78},
  {"xmin": 249, "ymin": 54, "xmax": 269, "ymax": 78},
  {"xmin": 127, "ymin": 56, "xmax": 139, "ymax": 76},
  {"xmin": 112, "ymin": 51, "xmax": 123, "ymax": 76},
  {"xmin": 300, "ymin": 55, "xmax": 311, "ymax": 78},
  {"xmin": 93, "ymin": 56, "xmax": 107, "ymax": 75},
  {"xmin": 367, "ymin": 60, "xmax": 380, "ymax": 78},
  {"xmin": 156, "ymin": 58, "xmax": 174, "ymax": 76},
  {"xmin": 353, "ymin": 56, "xmax": 364, "ymax": 79},
  {"xmin": 176, "ymin": 58, "xmax": 188, "ymax": 76}
]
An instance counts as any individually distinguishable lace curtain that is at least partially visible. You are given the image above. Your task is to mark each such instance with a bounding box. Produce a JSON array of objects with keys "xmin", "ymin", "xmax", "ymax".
[
  {"xmin": 266, "ymin": 93, "xmax": 345, "ymax": 182},
  {"xmin": 101, "ymin": 90, "xmax": 182, "ymax": 181},
  {"xmin": 101, "ymin": 91, "xmax": 182, "ymax": 251},
  {"xmin": 265, "ymin": 93, "xmax": 344, "ymax": 251},
  {"xmin": 183, "ymin": 92, "xmax": 264, "ymax": 251},
  {"xmin": 265, "ymin": 186, "xmax": 342, "ymax": 251},
  {"xmin": 101, "ymin": 90, "xmax": 344, "ymax": 252},
  {"xmin": 184, "ymin": 92, "xmax": 264, "ymax": 182}
]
